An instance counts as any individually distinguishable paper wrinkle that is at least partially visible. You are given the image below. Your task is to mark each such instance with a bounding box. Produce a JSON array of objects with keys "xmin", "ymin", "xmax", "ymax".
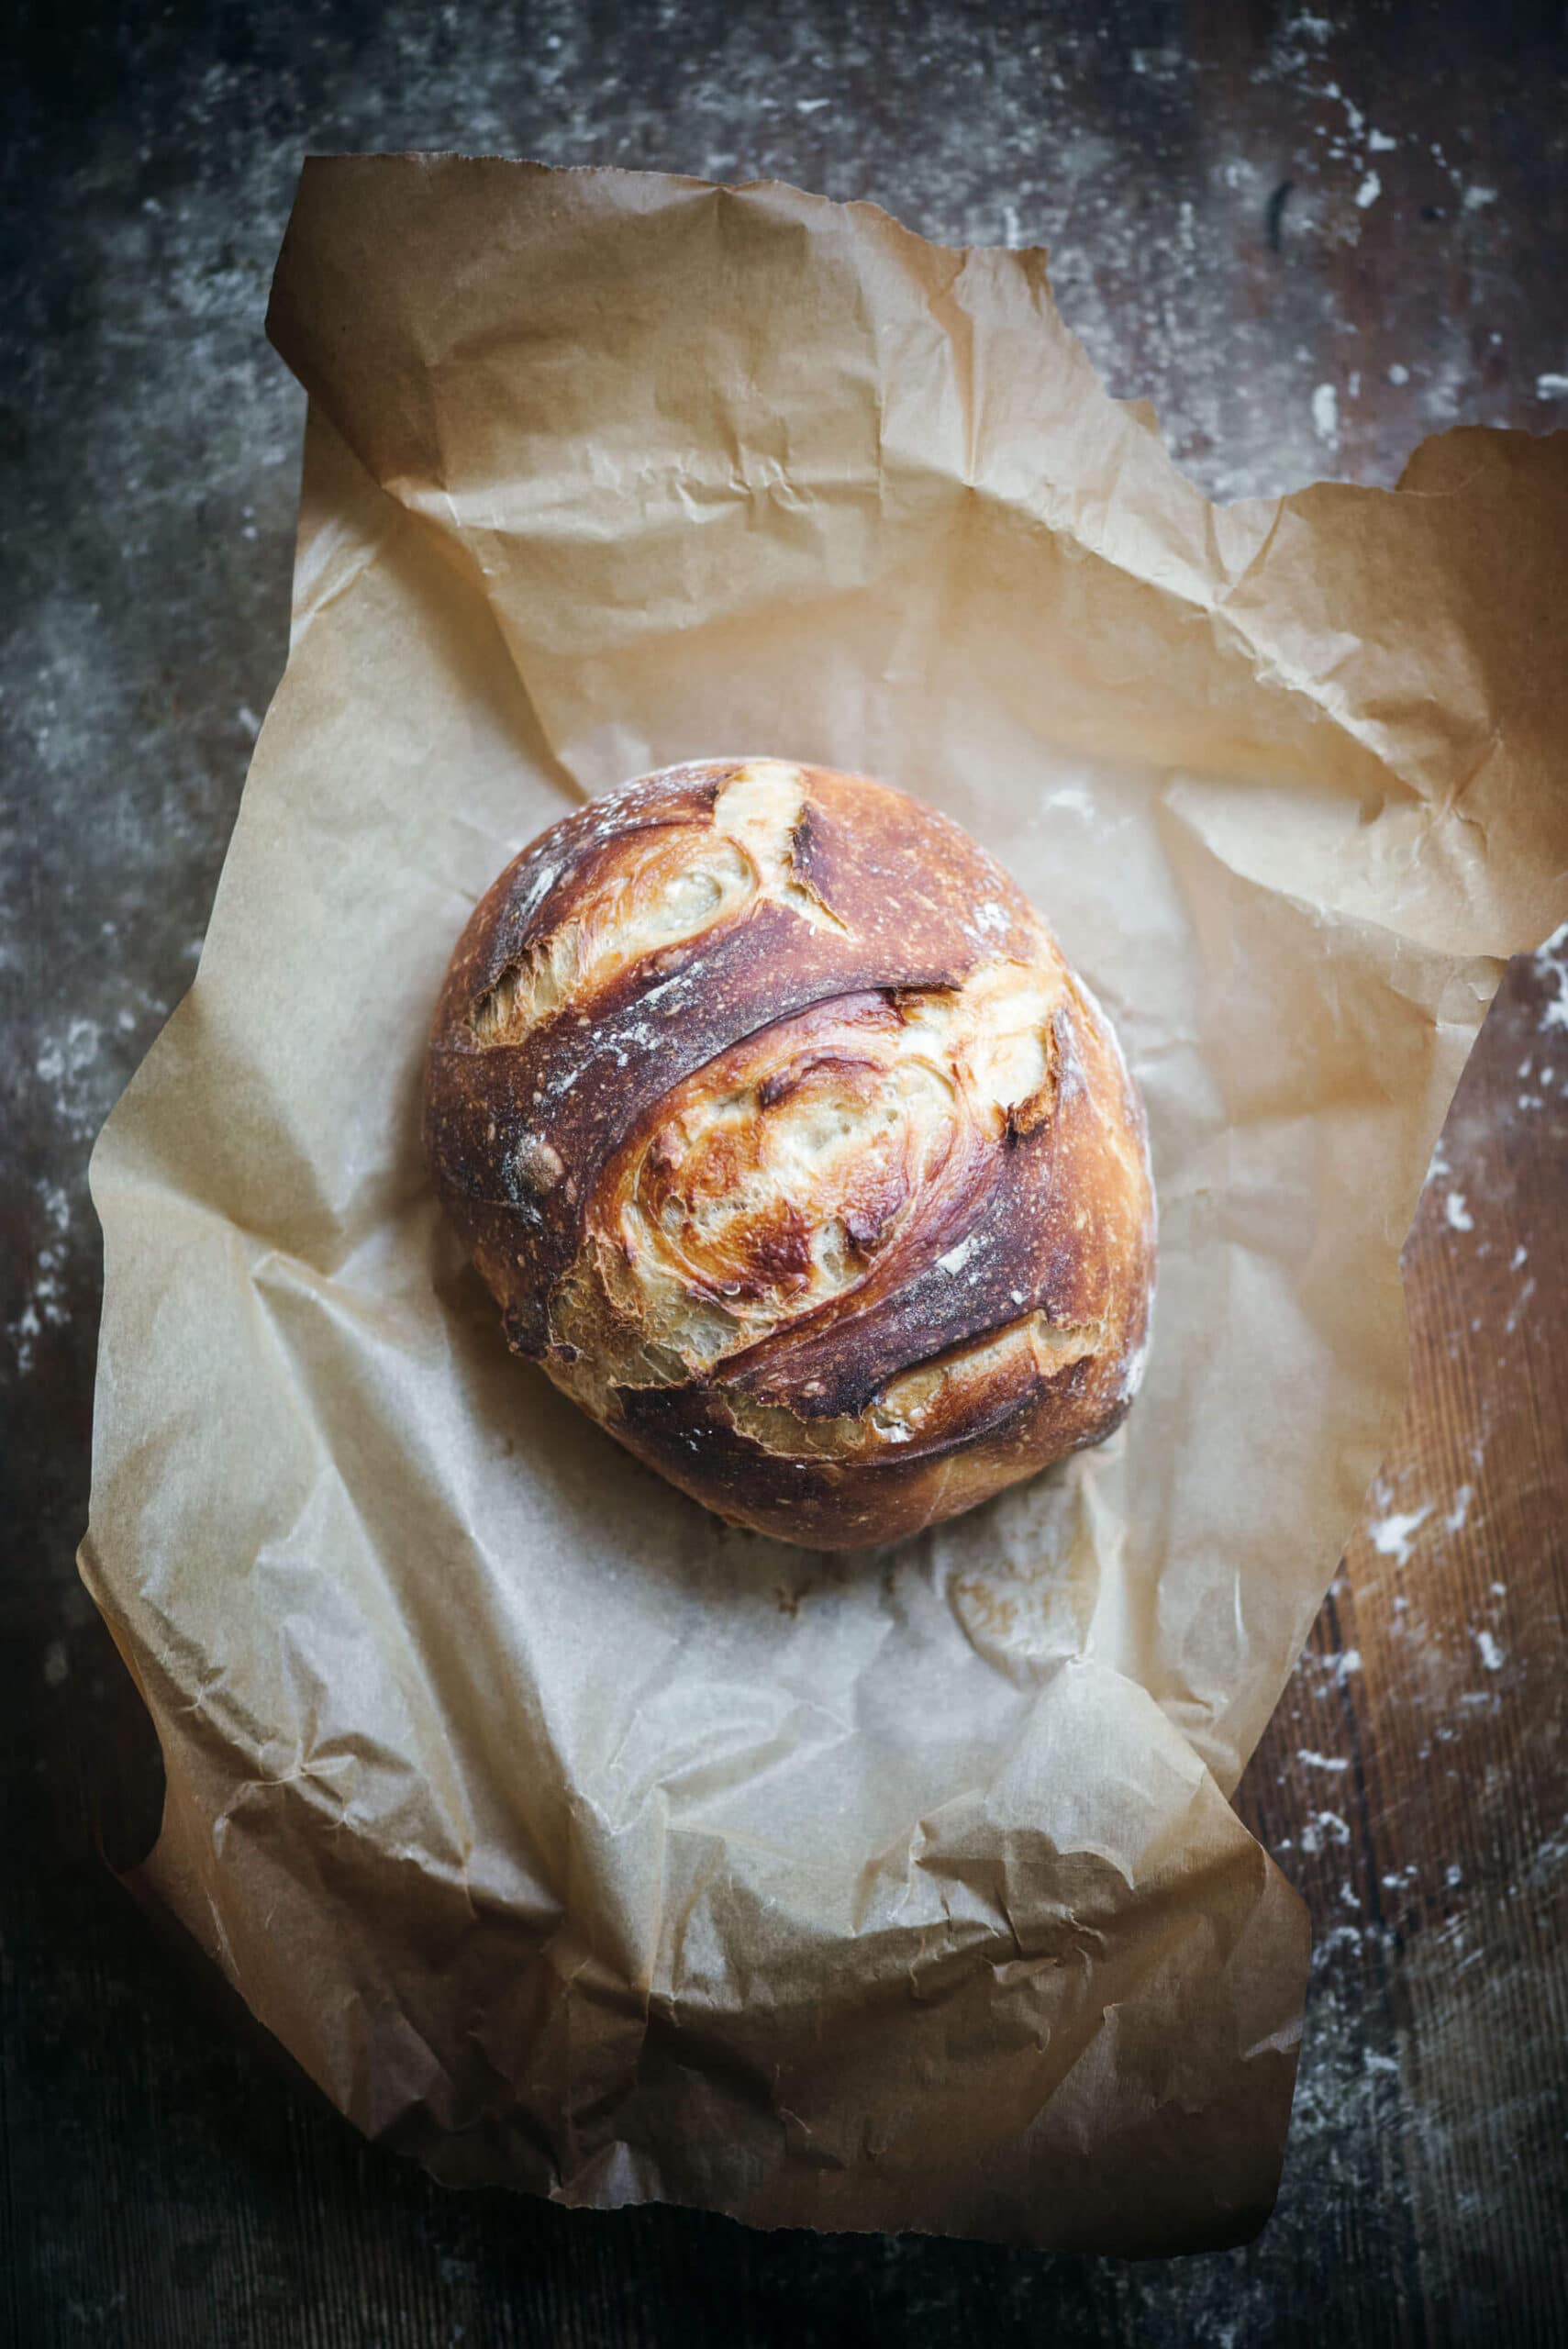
[
  {"xmin": 289, "ymin": 505, "xmax": 395, "ymax": 651},
  {"xmin": 83, "ymin": 156, "xmax": 1568, "ymax": 2255}
]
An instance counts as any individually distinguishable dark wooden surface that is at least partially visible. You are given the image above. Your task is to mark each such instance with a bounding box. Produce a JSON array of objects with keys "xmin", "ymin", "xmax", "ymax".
[{"xmin": 4, "ymin": 4, "xmax": 1565, "ymax": 2343}]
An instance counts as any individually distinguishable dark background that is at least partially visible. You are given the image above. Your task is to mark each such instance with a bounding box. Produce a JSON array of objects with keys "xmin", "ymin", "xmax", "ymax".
[{"xmin": 4, "ymin": 4, "xmax": 1566, "ymax": 2343}]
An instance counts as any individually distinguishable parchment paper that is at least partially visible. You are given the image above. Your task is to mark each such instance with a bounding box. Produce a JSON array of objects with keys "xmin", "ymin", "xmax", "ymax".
[{"xmin": 81, "ymin": 155, "xmax": 1568, "ymax": 2254}]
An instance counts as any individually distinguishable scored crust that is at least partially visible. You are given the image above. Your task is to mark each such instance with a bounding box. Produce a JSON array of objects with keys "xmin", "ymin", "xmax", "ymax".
[{"xmin": 425, "ymin": 759, "xmax": 1155, "ymax": 1548}]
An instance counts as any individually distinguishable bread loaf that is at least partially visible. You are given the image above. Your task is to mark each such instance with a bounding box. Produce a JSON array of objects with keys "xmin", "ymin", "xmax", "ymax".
[{"xmin": 425, "ymin": 760, "xmax": 1155, "ymax": 1547}]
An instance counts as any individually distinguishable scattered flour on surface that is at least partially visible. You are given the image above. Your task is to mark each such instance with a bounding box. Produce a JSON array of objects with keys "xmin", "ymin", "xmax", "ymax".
[
  {"xmin": 1301, "ymin": 1809, "xmax": 1353, "ymax": 1854},
  {"xmin": 34, "ymin": 1016, "xmax": 106, "ymax": 1141},
  {"xmin": 1311, "ymin": 382, "xmax": 1340, "ymax": 447},
  {"xmin": 1534, "ymin": 920, "xmax": 1568, "ymax": 1029},
  {"xmin": 1311, "ymin": 1923, "xmax": 1365, "ymax": 1969},
  {"xmin": 1369, "ymin": 1508, "xmax": 1430, "ymax": 1564},
  {"xmin": 1444, "ymin": 1191, "xmax": 1473, "ymax": 1232},
  {"xmin": 1442, "ymin": 1486, "xmax": 1474, "ymax": 1534},
  {"xmin": 7, "ymin": 1181, "xmax": 75, "ymax": 1376},
  {"xmin": 1473, "ymin": 1629, "xmax": 1505, "ymax": 1673},
  {"xmin": 1504, "ymin": 1275, "xmax": 1538, "ymax": 1338}
]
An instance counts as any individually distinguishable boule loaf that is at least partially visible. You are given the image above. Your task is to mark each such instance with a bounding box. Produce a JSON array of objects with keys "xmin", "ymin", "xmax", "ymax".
[{"xmin": 425, "ymin": 759, "xmax": 1155, "ymax": 1547}]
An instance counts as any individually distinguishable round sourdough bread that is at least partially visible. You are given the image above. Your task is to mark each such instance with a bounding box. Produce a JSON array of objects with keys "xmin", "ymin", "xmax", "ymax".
[{"xmin": 425, "ymin": 759, "xmax": 1155, "ymax": 1548}]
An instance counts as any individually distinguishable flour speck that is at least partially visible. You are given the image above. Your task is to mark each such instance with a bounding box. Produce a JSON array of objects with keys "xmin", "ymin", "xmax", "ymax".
[
  {"xmin": 1534, "ymin": 920, "xmax": 1568, "ymax": 1030},
  {"xmin": 1301, "ymin": 1809, "xmax": 1352, "ymax": 1855},
  {"xmin": 1369, "ymin": 1508, "xmax": 1430, "ymax": 1564}
]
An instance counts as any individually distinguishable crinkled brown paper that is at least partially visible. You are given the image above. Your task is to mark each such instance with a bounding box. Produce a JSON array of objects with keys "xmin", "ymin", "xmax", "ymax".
[{"xmin": 82, "ymin": 156, "xmax": 1568, "ymax": 2254}]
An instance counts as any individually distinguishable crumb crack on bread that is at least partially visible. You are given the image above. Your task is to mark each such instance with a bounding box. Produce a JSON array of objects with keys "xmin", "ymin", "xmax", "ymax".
[
  {"xmin": 469, "ymin": 760, "xmax": 844, "ymax": 1045},
  {"xmin": 426, "ymin": 760, "xmax": 1155, "ymax": 1547}
]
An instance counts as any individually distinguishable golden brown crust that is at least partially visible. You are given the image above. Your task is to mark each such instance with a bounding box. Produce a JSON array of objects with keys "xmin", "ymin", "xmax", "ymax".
[{"xmin": 426, "ymin": 760, "xmax": 1155, "ymax": 1547}]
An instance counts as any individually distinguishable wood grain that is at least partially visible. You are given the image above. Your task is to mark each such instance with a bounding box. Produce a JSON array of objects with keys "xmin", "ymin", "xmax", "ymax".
[{"xmin": 1235, "ymin": 944, "xmax": 1568, "ymax": 2343}]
